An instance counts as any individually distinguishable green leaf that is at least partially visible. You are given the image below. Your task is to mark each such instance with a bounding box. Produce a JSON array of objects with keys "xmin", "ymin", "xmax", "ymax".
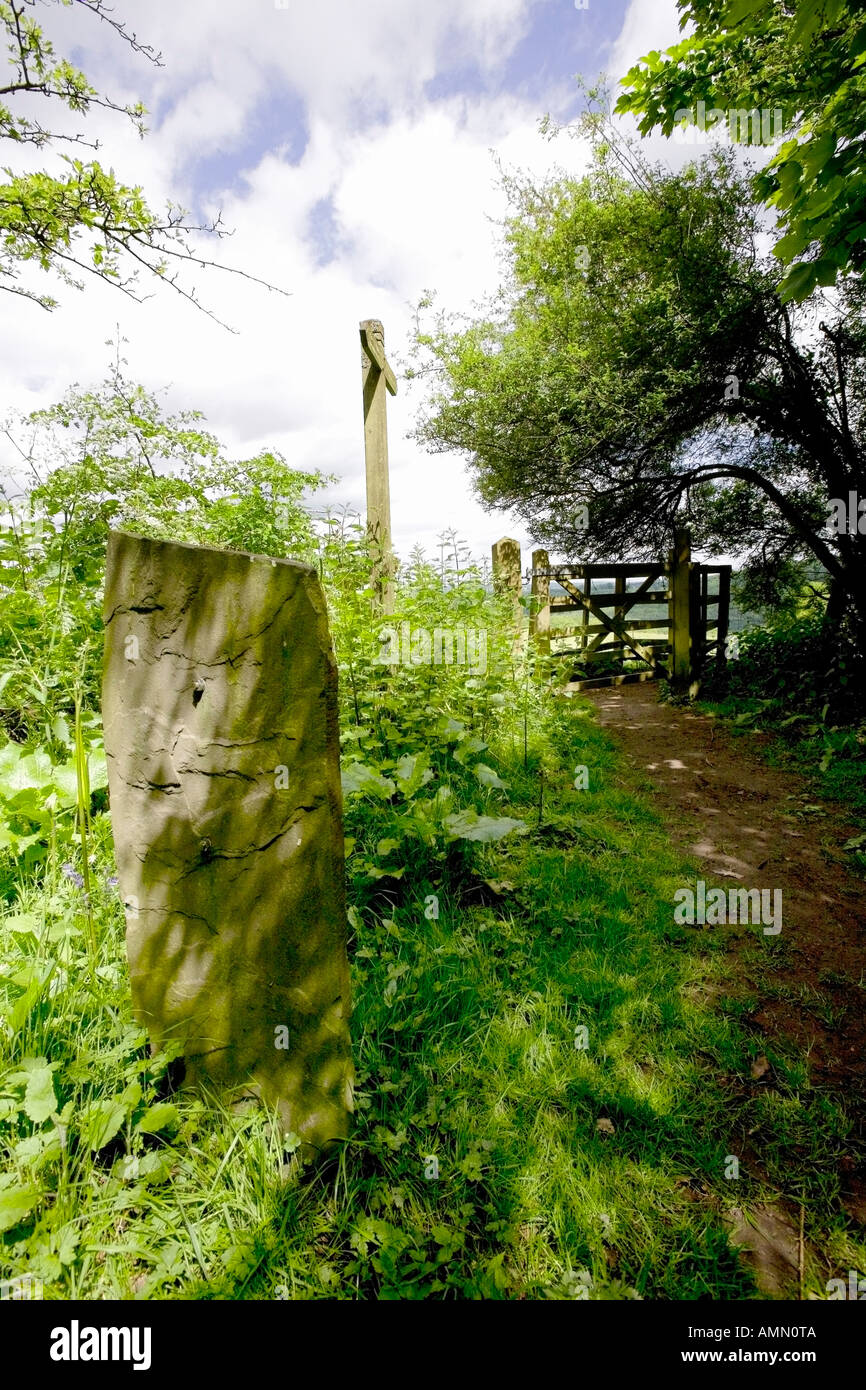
[
  {"xmin": 443, "ymin": 810, "xmax": 526, "ymax": 843},
  {"xmin": 0, "ymin": 1185, "xmax": 40, "ymax": 1232},
  {"xmin": 3, "ymin": 913, "xmax": 40, "ymax": 936},
  {"xmin": 340, "ymin": 762, "xmax": 396, "ymax": 798},
  {"xmin": 393, "ymin": 753, "xmax": 434, "ymax": 796},
  {"xmin": 0, "ymin": 745, "xmax": 76, "ymax": 802},
  {"xmin": 722, "ymin": 0, "xmax": 768, "ymax": 25},
  {"xmin": 56, "ymin": 1226, "xmax": 80, "ymax": 1266},
  {"xmin": 475, "ymin": 763, "xmax": 508, "ymax": 790},
  {"xmin": 135, "ymin": 1102, "xmax": 179, "ymax": 1135},
  {"xmin": 52, "ymin": 715, "xmax": 72, "ymax": 746},
  {"xmin": 83, "ymin": 1099, "xmax": 127, "ymax": 1150},
  {"xmin": 778, "ymin": 260, "xmax": 818, "ymax": 303},
  {"xmin": 376, "ymin": 838, "xmax": 402, "ymax": 857},
  {"xmin": 361, "ymin": 862, "xmax": 405, "ymax": 880},
  {"xmin": 23, "ymin": 1065, "xmax": 57, "ymax": 1124},
  {"xmin": 812, "ymin": 257, "xmax": 839, "ymax": 288},
  {"xmin": 7, "ymin": 978, "xmax": 45, "ymax": 1032},
  {"xmin": 771, "ymin": 228, "xmax": 809, "ymax": 264}
]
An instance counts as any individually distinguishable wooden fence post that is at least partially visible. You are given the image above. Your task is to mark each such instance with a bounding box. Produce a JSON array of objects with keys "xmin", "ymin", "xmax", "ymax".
[
  {"xmin": 669, "ymin": 527, "xmax": 694, "ymax": 688},
  {"xmin": 530, "ymin": 549, "xmax": 550, "ymax": 654},
  {"xmin": 690, "ymin": 564, "xmax": 703, "ymax": 674},
  {"xmin": 716, "ymin": 566, "xmax": 731, "ymax": 666}
]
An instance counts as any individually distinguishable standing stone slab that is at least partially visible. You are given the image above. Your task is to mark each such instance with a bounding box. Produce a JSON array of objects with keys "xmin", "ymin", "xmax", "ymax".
[
  {"xmin": 102, "ymin": 532, "xmax": 353, "ymax": 1152},
  {"xmin": 491, "ymin": 536, "xmax": 525, "ymax": 652}
]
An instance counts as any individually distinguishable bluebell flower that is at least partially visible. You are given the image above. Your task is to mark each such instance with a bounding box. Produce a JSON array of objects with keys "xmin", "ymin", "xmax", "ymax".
[{"xmin": 61, "ymin": 863, "xmax": 85, "ymax": 889}]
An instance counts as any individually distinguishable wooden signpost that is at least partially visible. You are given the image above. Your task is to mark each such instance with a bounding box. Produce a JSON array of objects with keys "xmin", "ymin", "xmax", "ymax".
[{"xmin": 360, "ymin": 319, "xmax": 397, "ymax": 614}]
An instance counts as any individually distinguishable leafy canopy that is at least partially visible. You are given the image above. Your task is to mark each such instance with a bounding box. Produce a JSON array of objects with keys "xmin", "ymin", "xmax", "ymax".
[
  {"xmin": 410, "ymin": 133, "xmax": 866, "ymax": 624},
  {"xmin": 0, "ymin": 0, "xmax": 279, "ymax": 319},
  {"xmin": 616, "ymin": 0, "xmax": 866, "ymax": 302}
]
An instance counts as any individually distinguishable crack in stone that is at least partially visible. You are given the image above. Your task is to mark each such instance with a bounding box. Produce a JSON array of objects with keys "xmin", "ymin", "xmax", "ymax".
[
  {"xmin": 236, "ymin": 590, "xmax": 296, "ymax": 645},
  {"xmin": 169, "ymin": 729, "xmax": 294, "ymax": 756},
  {"xmin": 210, "ymin": 735, "xmax": 292, "ymax": 748},
  {"xmin": 174, "ymin": 809, "xmax": 315, "ymax": 883},
  {"xmin": 135, "ymin": 905, "xmax": 218, "ymax": 936},
  {"xmin": 181, "ymin": 768, "xmax": 257, "ymax": 783},
  {"xmin": 128, "ymin": 778, "xmax": 182, "ymax": 793},
  {"xmin": 160, "ymin": 648, "xmax": 260, "ymax": 670},
  {"xmin": 104, "ymin": 601, "xmax": 166, "ymax": 625}
]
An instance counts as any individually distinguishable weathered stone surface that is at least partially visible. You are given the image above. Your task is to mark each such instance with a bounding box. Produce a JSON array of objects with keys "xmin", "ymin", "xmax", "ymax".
[
  {"xmin": 491, "ymin": 537, "xmax": 525, "ymax": 650},
  {"xmin": 102, "ymin": 531, "xmax": 353, "ymax": 1151}
]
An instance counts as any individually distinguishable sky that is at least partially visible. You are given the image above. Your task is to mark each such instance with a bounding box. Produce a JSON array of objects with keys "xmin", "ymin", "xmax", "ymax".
[{"xmin": 1, "ymin": 0, "xmax": 694, "ymax": 571}]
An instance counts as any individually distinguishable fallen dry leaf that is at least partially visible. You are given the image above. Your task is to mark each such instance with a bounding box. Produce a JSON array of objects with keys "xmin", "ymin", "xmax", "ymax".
[{"xmin": 725, "ymin": 1205, "xmax": 800, "ymax": 1297}]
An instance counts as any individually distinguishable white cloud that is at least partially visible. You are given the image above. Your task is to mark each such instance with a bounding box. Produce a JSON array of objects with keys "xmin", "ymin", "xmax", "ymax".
[{"xmin": 0, "ymin": 0, "xmax": 688, "ymax": 570}]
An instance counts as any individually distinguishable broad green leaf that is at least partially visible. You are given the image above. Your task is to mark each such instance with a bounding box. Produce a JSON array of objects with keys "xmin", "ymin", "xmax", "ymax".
[
  {"xmin": 340, "ymin": 762, "xmax": 396, "ymax": 798},
  {"xmin": 376, "ymin": 838, "xmax": 402, "ymax": 857},
  {"xmin": 722, "ymin": 0, "xmax": 768, "ymax": 25},
  {"xmin": 2, "ymin": 913, "xmax": 40, "ymax": 935},
  {"xmin": 778, "ymin": 260, "xmax": 818, "ymax": 303},
  {"xmin": 52, "ymin": 715, "xmax": 72, "ymax": 747},
  {"xmin": 85, "ymin": 747, "xmax": 108, "ymax": 792},
  {"xmin": 7, "ymin": 979, "xmax": 44, "ymax": 1032},
  {"xmin": 23, "ymin": 1065, "xmax": 57, "ymax": 1124},
  {"xmin": 83, "ymin": 1099, "xmax": 127, "ymax": 1151},
  {"xmin": 0, "ymin": 745, "xmax": 78, "ymax": 802},
  {"xmin": 475, "ymin": 763, "xmax": 508, "ymax": 790},
  {"xmin": 56, "ymin": 1226, "xmax": 80, "ymax": 1265},
  {"xmin": 799, "ymin": 131, "xmax": 837, "ymax": 180},
  {"xmin": 443, "ymin": 810, "xmax": 526, "ymax": 843},
  {"xmin": 14, "ymin": 1130, "xmax": 61, "ymax": 1164},
  {"xmin": 135, "ymin": 1102, "xmax": 179, "ymax": 1135},
  {"xmin": 812, "ymin": 257, "xmax": 839, "ymax": 287},
  {"xmin": 0, "ymin": 1185, "xmax": 39, "ymax": 1232},
  {"xmin": 771, "ymin": 228, "xmax": 810, "ymax": 264},
  {"xmin": 393, "ymin": 753, "xmax": 434, "ymax": 796}
]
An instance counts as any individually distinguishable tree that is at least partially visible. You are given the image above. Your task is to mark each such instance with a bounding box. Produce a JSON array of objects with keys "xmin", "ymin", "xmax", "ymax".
[
  {"xmin": 0, "ymin": 0, "xmax": 280, "ymax": 320},
  {"xmin": 409, "ymin": 132, "xmax": 866, "ymax": 632},
  {"xmin": 615, "ymin": 0, "xmax": 866, "ymax": 303},
  {"xmin": 0, "ymin": 342, "xmax": 328, "ymax": 739}
]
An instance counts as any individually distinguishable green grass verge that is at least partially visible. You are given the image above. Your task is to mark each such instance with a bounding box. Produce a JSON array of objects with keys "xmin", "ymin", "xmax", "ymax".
[{"xmin": 2, "ymin": 698, "xmax": 864, "ymax": 1300}]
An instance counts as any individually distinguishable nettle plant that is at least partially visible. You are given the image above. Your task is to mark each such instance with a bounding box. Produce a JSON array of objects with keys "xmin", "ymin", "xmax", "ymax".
[
  {"xmin": 0, "ymin": 363, "xmax": 546, "ymax": 911},
  {"xmin": 325, "ymin": 528, "xmax": 536, "ymax": 907},
  {"xmin": 0, "ymin": 359, "xmax": 329, "ymax": 889}
]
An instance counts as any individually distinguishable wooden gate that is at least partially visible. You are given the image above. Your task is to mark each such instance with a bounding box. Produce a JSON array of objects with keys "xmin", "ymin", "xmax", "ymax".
[{"xmin": 527, "ymin": 530, "xmax": 731, "ymax": 693}]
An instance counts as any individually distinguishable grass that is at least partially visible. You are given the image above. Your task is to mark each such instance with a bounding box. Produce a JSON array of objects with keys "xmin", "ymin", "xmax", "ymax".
[{"xmin": 2, "ymin": 694, "xmax": 865, "ymax": 1300}]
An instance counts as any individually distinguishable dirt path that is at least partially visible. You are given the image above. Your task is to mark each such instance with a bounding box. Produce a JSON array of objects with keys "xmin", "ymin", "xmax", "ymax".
[{"xmin": 587, "ymin": 683, "xmax": 866, "ymax": 1245}]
